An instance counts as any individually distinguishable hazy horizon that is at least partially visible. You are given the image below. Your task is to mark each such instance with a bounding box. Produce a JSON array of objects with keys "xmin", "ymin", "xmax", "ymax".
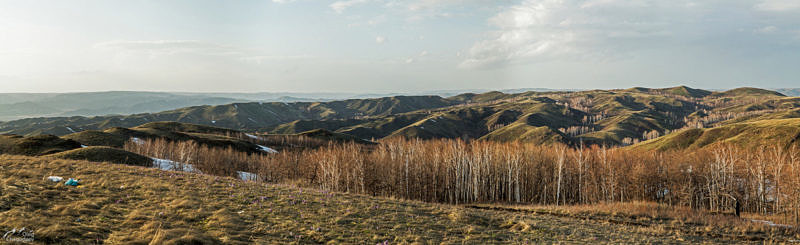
[
  {"xmin": 0, "ymin": 85, "xmax": 798, "ymax": 95},
  {"xmin": 2, "ymin": 0, "xmax": 799, "ymax": 93}
]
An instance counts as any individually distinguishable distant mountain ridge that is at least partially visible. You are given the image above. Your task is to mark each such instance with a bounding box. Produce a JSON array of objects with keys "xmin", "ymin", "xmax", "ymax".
[
  {"xmin": 2, "ymin": 86, "xmax": 799, "ymax": 148},
  {"xmin": 0, "ymin": 88, "xmax": 590, "ymax": 121},
  {"xmin": 0, "ymin": 91, "xmax": 243, "ymax": 121},
  {"xmin": 0, "ymin": 95, "xmax": 457, "ymax": 136},
  {"xmin": 775, "ymin": 88, "xmax": 800, "ymax": 97}
]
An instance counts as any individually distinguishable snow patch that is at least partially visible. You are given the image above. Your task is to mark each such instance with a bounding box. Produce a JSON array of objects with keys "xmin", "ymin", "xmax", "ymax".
[
  {"xmin": 151, "ymin": 158, "xmax": 261, "ymax": 182},
  {"xmin": 80, "ymin": 145, "xmax": 87, "ymax": 148},
  {"xmin": 257, "ymin": 145, "xmax": 278, "ymax": 153},
  {"xmin": 65, "ymin": 127, "xmax": 75, "ymax": 133},
  {"xmin": 750, "ymin": 219, "xmax": 793, "ymax": 228},
  {"xmin": 211, "ymin": 120, "xmax": 216, "ymax": 124},
  {"xmin": 152, "ymin": 158, "xmax": 201, "ymax": 173},
  {"xmin": 131, "ymin": 137, "xmax": 145, "ymax": 145},
  {"xmin": 237, "ymin": 171, "xmax": 262, "ymax": 181},
  {"xmin": 245, "ymin": 133, "xmax": 263, "ymax": 140}
]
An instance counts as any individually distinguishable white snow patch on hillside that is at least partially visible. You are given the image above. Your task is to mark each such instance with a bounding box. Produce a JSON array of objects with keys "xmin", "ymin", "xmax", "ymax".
[
  {"xmin": 237, "ymin": 171, "xmax": 262, "ymax": 181},
  {"xmin": 131, "ymin": 137, "xmax": 145, "ymax": 145},
  {"xmin": 151, "ymin": 158, "xmax": 262, "ymax": 182},
  {"xmin": 750, "ymin": 219, "xmax": 793, "ymax": 228},
  {"xmin": 80, "ymin": 145, "xmax": 87, "ymax": 148},
  {"xmin": 245, "ymin": 133, "xmax": 263, "ymax": 140},
  {"xmin": 257, "ymin": 145, "xmax": 278, "ymax": 153},
  {"xmin": 152, "ymin": 158, "xmax": 201, "ymax": 173},
  {"xmin": 66, "ymin": 127, "xmax": 75, "ymax": 133}
]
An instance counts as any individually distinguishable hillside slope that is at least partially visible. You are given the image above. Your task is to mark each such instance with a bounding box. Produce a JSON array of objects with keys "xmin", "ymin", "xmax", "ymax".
[
  {"xmin": 630, "ymin": 118, "xmax": 800, "ymax": 151},
  {"xmin": 2, "ymin": 86, "xmax": 798, "ymax": 147},
  {"xmin": 62, "ymin": 122, "xmax": 266, "ymax": 154},
  {"xmin": 0, "ymin": 95, "xmax": 457, "ymax": 136},
  {"xmin": 0, "ymin": 155, "xmax": 787, "ymax": 243},
  {"xmin": 48, "ymin": 146, "xmax": 153, "ymax": 166},
  {"xmin": 0, "ymin": 134, "xmax": 82, "ymax": 156}
]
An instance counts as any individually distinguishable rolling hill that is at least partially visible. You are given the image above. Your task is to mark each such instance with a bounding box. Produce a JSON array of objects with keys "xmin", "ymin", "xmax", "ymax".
[
  {"xmin": 0, "ymin": 91, "xmax": 245, "ymax": 121},
  {"xmin": 61, "ymin": 122, "xmax": 265, "ymax": 153},
  {"xmin": 0, "ymin": 121, "xmax": 375, "ymax": 167},
  {"xmin": 630, "ymin": 118, "xmax": 800, "ymax": 151},
  {"xmin": 0, "ymin": 90, "xmax": 513, "ymax": 121},
  {"xmin": 0, "ymin": 95, "xmax": 456, "ymax": 136},
  {"xmin": 2, "ymin": 86, "xmax": 799, "ymax": 147},
  {"xmin": 0, "ymin": 134, "xmax": 83, "ymax": 156}
]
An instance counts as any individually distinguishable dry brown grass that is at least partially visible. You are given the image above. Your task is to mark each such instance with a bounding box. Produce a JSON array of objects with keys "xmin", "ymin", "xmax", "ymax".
[
  {"xmin": 471, "ymin": 201, "xmax": 799, "ymax": 240},
  {"xmin": 3, "ymin": 155, "xmax": 798, "ymax": 243}
]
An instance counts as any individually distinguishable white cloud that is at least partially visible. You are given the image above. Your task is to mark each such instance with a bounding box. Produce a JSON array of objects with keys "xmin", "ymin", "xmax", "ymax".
[
  {"xmin": 755, "ymin": 25, "xmax": 779, "ymax": 34},
  {"xmin": 346, "ymin": 15, "xmax": 387, "ymax": 27},
  {"xmin": 95, "ymin": 40, "xmax": 309, "ymax": 64},
  {"xmin": 95, "ymin": 40, "xmax": 236, "ymax": 55},
  {"xmin": 755, "ymin": 0, "xmax": 800, "ymax": 12},
  {"xmin": 331, "ymin": 0, "xmax": 370, "ymax": 14},
  {"xmin": 460, "ymin": 0, "xmax": 705, "ymax": 69},
  {"xmin": 375, "ymin": 36, "xmax": 387, "ymax": 44},
  {"xmin": 406, "ymin": 0, "xmax": 463, "ymax": 11},
  {"xmin": 240, "ymin": 55, "xmax": 313, "ymax": 65},
  {"xmin": 384, "ymin": 0, "xmax": 479, "ymax": 22}
]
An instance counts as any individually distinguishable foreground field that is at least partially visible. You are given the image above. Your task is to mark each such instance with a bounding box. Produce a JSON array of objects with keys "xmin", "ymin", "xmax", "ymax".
[{"xmin": 0, "ymin": 155, "xmax": 797, "ymax": 244}]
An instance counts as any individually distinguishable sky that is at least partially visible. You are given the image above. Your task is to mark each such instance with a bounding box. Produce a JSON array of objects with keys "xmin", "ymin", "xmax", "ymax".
[{"xmin": 0, "ymin": 0, "xmax": 799, "ymax": 93}]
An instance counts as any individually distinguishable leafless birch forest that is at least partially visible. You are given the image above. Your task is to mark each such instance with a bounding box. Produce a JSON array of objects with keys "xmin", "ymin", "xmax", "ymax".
[{"xmin": 125, "ymin": 137, "xmax": 800, "ymax": 226}]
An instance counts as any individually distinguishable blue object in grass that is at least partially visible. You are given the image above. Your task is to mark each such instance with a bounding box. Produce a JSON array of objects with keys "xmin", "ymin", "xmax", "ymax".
[{"xmin": 64, "ymin": 178, "xmax": 79, "ymax": 186}]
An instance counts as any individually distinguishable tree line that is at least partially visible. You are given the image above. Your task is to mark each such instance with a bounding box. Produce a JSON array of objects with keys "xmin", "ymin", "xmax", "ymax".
[{"xmin": 125, "ymin": 137, "xmax": 800, "ymax": 226}]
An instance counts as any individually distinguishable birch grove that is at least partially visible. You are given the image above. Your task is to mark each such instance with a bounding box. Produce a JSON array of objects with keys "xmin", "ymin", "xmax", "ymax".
[{"xmin": 126, "ymin": 137, "xmax": 800, "ymax": 226}]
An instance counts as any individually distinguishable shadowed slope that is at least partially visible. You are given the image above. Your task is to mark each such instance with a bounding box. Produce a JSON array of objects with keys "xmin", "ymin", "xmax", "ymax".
[
  {"xmin": 0, "ymin": 134, "xmax": 82, "ymax": 156},
  {"xmin": 48, "ymin": 146, "xmax": 152, "ymax": 166}
]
